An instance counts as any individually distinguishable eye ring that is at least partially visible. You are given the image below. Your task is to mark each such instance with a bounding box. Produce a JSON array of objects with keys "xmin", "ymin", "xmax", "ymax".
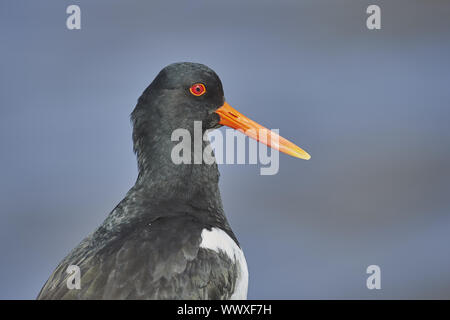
[{"xmin": 189, "ymin": 83, "xmax": 206, "ymax": 96}]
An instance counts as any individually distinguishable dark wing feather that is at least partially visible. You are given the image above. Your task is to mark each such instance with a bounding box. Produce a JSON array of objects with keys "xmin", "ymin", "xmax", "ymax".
[{"xmin": 37, "ymin": 216, "xmax": 238, "ymax": 299}]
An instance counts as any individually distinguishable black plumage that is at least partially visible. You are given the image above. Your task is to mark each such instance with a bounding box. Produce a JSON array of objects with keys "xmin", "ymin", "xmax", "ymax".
[{"xmin": 37, "ymin": 63, "xmax": 242, "ymax": 299}]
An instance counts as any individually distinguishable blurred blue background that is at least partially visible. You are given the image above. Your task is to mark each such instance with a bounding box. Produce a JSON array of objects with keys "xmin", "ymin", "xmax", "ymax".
[{"xmin": 1, "ymin": 0, "xmax": 450, "ymax": 299}]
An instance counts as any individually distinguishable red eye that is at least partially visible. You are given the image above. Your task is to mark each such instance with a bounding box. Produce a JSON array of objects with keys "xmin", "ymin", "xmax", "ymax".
[{"xmin": 189, "ymin": 83, "xmax": 206, "ymax": 96}]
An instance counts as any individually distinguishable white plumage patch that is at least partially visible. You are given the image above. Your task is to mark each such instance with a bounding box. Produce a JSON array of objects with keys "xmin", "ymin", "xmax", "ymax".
[{"xmin": 199, "ymin": 227, "xmax": 248, "ymax": 300}]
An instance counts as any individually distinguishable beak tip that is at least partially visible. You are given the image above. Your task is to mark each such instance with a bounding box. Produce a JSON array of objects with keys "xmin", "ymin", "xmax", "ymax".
[
  {"xmin": 292, "ymin": 149, "xmax": 311, "ymax": 160},
  {"xmin": 301, "ymin": 154, "xmax": 311, "ymax": 160}
]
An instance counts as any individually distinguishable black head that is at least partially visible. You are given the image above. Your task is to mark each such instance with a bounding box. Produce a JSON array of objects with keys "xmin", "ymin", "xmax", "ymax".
[
  {"xmin": 133, "ymin": 62, "xmax": 225, "ymax": 134},
  {"xmin": 131, "ymin": 62, "xmax": 228, "ymax": 177}
]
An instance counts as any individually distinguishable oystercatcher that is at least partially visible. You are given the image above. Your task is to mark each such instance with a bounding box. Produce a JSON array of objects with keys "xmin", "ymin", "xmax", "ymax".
[{"xmin": 37, "ymin": 62, "xmax": 310, "ymax": 299}]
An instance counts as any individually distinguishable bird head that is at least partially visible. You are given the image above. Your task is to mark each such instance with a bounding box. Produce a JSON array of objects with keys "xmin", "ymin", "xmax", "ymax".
[{"xmin": 134, "ymin": 62, "xmax": 310, "ymax": 160}]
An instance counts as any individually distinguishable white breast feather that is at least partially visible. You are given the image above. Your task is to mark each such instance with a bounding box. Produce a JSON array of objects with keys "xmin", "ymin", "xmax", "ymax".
[{"xmin": 199, "ymin": 227, "xmax": 248, "ymax": 300}]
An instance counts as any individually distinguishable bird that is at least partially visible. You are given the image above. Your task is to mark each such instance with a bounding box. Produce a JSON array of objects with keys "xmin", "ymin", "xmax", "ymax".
[{"xmin": 37, "ymin": 62, "xmax": 310, "ymax": 300}]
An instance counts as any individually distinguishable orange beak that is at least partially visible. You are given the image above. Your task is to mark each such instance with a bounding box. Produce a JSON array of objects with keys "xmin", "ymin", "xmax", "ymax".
[{"xmin": 215, "ymin": 102, "xmax": 311, "ymax": 160}]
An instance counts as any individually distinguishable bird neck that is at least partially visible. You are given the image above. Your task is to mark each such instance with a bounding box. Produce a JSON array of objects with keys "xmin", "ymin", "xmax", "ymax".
[
  {"xmin": 132, "ymin": 124, "xmax": 224, "ymax": 215},
  {"xmin": 96, "ymin": 131, "xmax": 230, "ymax": 240}
]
